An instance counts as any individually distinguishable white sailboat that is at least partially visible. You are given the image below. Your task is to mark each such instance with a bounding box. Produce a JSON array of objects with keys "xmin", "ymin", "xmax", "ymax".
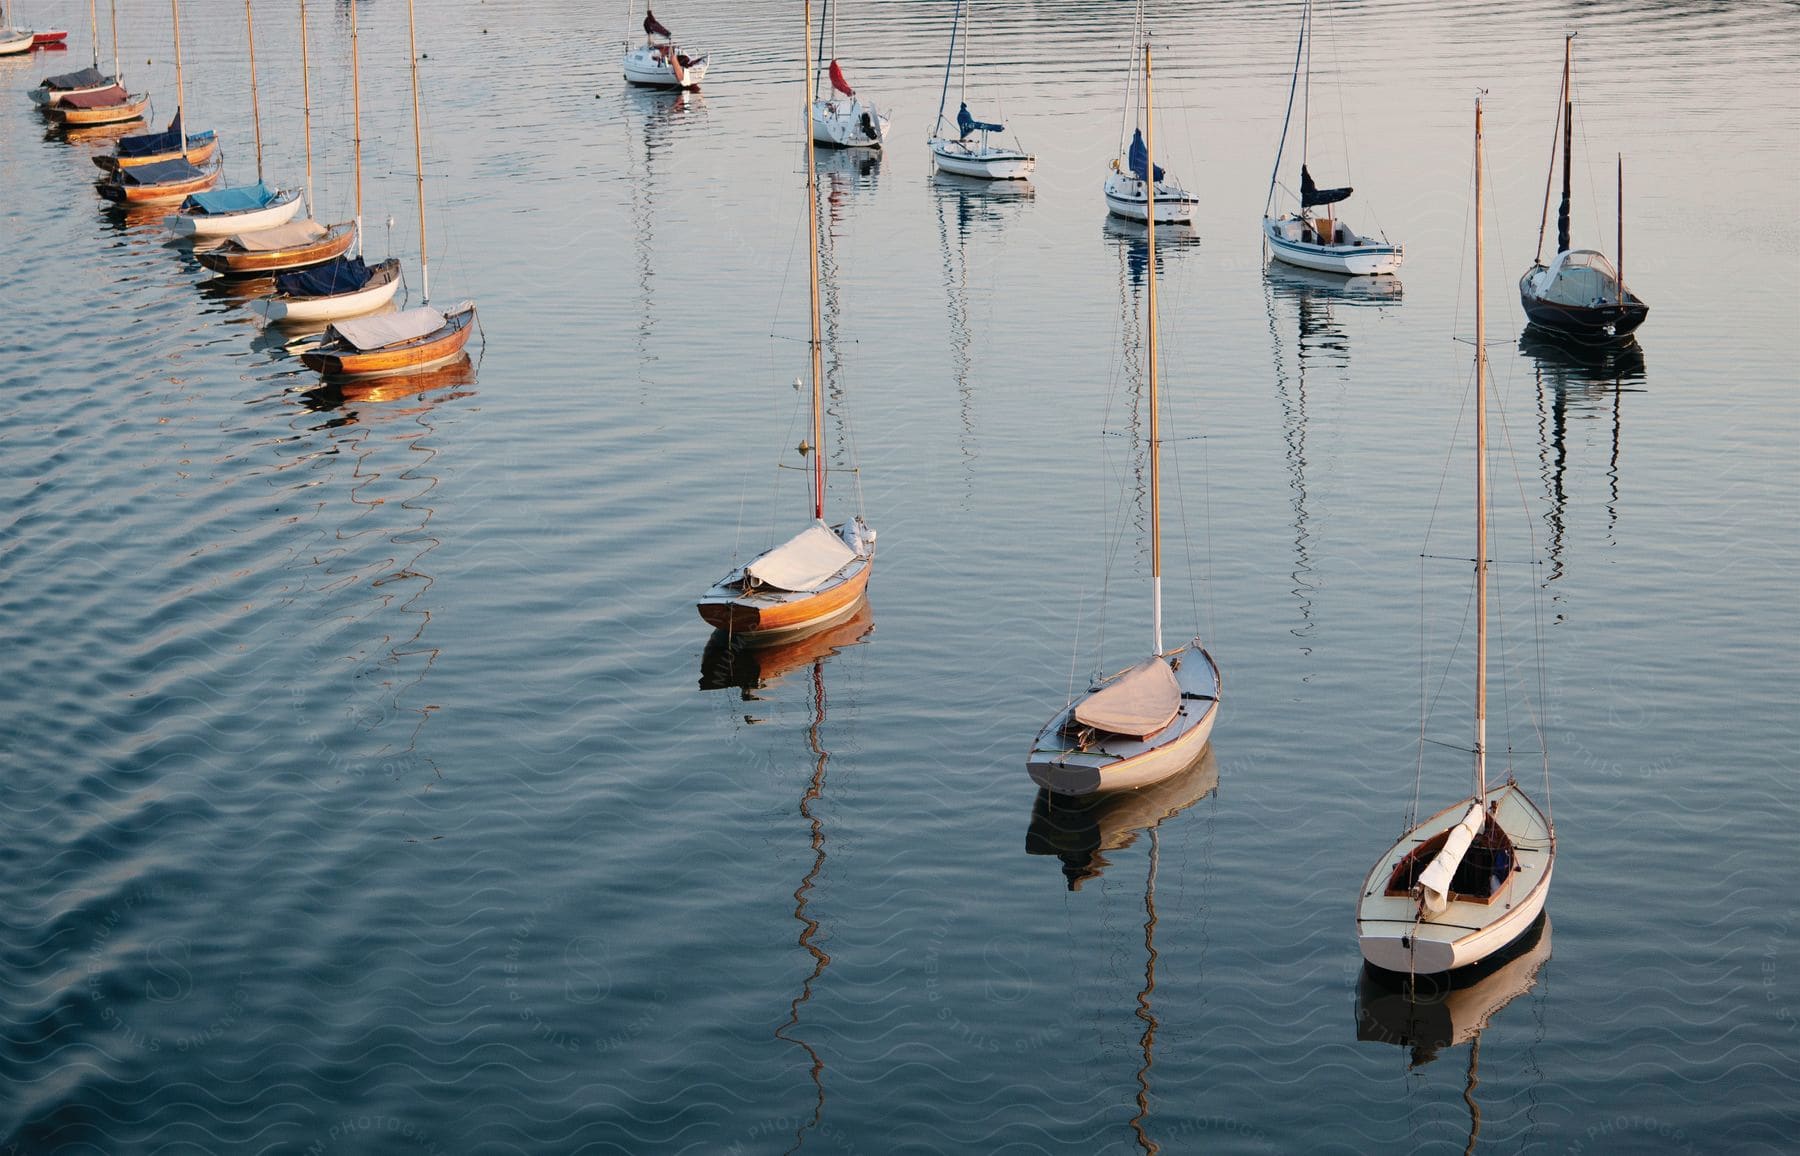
[
  {"xmin": 809, "ymin": 2, "xmax": 886, "ymax": 150},
  {"xmin": 1028, "ymin": 38, "xmax": 1220, "ymax": 799},
  {"xmin": 1356, "ymin": 97, "xmax": 1556, "ymax": 976},
  {"xmin": 927, "ymin": 0, "xmax": 1033, "ymax": 180},
  {"xmin": 622, "ymin": 7, "xmax": 708, "ymax": 90},
  {"xmin": 1262, "ymin": 0, "xmax": 1402, "ymax": 276},
  {"xmin": 1103, "ymin": 10, "xmax": 1197, "ymax": 225}
]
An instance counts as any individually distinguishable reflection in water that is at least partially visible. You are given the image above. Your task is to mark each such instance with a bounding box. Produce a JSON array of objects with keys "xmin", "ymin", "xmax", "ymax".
[
  {"xmin": 1026, "ymin": 748, "xmax": 1219, "ymax": 1153},
  {"xmin": 698, "ymin": 598, "xmax": 875, "ymax": 696},
  {"xmin": 1356, "ymin": 915, "xmax": 1552, "ymax": 1154},
  {"xmin": 626, "ymin": 88, "xmax": 706, "ymax": 392},
  {"xmin": 1102, "ymin": 216, "xmax": 1200, "ymax": 289}
]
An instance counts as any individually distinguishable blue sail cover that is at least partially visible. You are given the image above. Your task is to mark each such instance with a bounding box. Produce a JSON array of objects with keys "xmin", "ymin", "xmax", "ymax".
[
  {"xmin": 276, "ymin": 256, "xmax": 374, "ymax": 298},
  {"xmin": 1127, "ymin": 129, "xmax": 1165, "ymax": 183},
  {"xmin": 1299, "ymin": 164, "xmax": 1352, "ymax": 208},
  {"xmin": 120, "ymin": 158, "xmax": 207, "ymax": 186},
  {"xmin": 956, "ymin": 102, "xmax": 1004, "ymax": 138},
  {"xmin": 184, "ymin": 181, "xmax": 278, "ymax": 214},
  {"xmin": 117, "ymin": 111, "xmax": 183, "ymax": 157}
]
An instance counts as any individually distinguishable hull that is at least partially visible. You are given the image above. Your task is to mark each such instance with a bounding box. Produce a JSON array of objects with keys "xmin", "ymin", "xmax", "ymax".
[
  {"xmin": 697, "ymin": 551, "xmax": 872, "ymax": 639},
  {"xmin": 92, "ymin": 133, "xmax": 217, "ymax": 171},
  {"xmin": 1519, "ymin": 268, "xmax": 1648, "ymax": 339},
  {"xmin": 301, "ymin": 303, "xmax": 477, "ymax": 379},
  {"xmin": 196, "ymin": 221, "xmax": 356, "ymax": 275},
  {"xmin": 32, "ymin": 30, "xmax": 68, "ymax": 46},
  {"xmin": 96, "ymin": 165, "xmax": 221, "ymax": 205},
  {"xmin": 1357, "ymin": 784, "xmax": 1555, "ymax": 975},
  {"xmin": 929, "ymin": 138, "xmax": 1033, "ymax": 180},
  {"xmin": 250, "ymin": 259, "xmax": 402, "ymax": 322},
  {"xmin": 32, "ymin": 81, "xmax": 116, "ymax": 106},
  {"xmin": 1028, "ymin": 645, "xmax": 1221, "ymax": 797},
  {"xmin": 1103, "ymin": 172, "xmax": 1198, "ymax": 225},
  {"xmin": 0, "ymin": 30, "xmax": 34, "ymax": 55},
  {"xmin": 811, "ymin": 99, "xmax": 888, "ymax": 149},
  {"xmin": 622, "ymin": 45, "xmax": 708, "ymax": 89},
  {"xmin": 166, "ymin": 188, "xmax": 303, "ymax": 236},
  {"xmin": 1265, "ymin": 218, "xmax": 1402, "ymax": 275},
  {"xmin": 49, "ymin": 92, "xmax": 148, "ymax": 125}
]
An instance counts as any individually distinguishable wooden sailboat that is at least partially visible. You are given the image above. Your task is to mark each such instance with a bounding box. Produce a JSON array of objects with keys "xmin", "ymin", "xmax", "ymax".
[
  {"xmin": 166, "ymin": 0, "xmax": 302, "ymax": 237},
  {"xmin": 44, "ymin": 1, "xmax": 144, "ymax": 126},
  {"xmin": 93, "ymin": 0, "xmax": 219, "ymax": 205},
  {"xmin": 809, "ymin": 1, "xmax": 887, "ymax": 149},
  {"xmin": 1028, "ymin": 39, "xmax": 1220, "ymax": 799},
  {"xmin": 300, "ymin": 0, "xmax": 476, "ymax": 380},
  {"xmin": 1262, "ymin": 0, "xmax": 1402, "ymax": 276},
  {"xmin": 92, "ymin": 111, "xmax": 216, "ymax": 172},
  {"xmin": 30, "ymin": 0, "xmax": 116, "ymax": 105},
  {"xmin": 622, "ymin": 7, "xmax": 708, "ymax": 90},
  {"xmin": 927, "ymin": 0, "xmax": 1033, "ymax": 180},
  {"xmin": 1357, "ymin": 98, "xmax": 1556, "ymax": 977},
  {"xmin": 1519, "ymin": 35, "xmax": 1647, "ymax": 341},
  {"xmin": 696, "ymin": 0, "xmax": 874, "ymax": 640},
  {"xmin": 248, "ymin": 0, "xmax": 399, "ymax": 320},
  {"xmin": 1103, "ymin": 5, "xmax": 1197, "ymax": 225}
]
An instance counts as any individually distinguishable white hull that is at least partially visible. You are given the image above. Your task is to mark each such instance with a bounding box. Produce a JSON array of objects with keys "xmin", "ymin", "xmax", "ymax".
[
  {"xmin": 929, "ymin": 137, "xmax": 1034, "ymax": 180},
  {"xmin": 1357, "ymin": 784, "xmax": 1555, "ymax": 974},
  {"xmin": 166, "ymin": 188, "xmax": 303, "ymax": 237},
  {"xmin": 251, "ymin": 273, "xmax": 400, "ymax": 322},
  {"xmin": 1028, "ymin": 645, "xmax": 1220, "ymax": 797},
  {"xmin": 811, "ymin": 98, "xmax": 888, "ymax": 149},
  {"xmin": 1265, "ymin": 217, "xmax": 1402, "ymax": 276},
  {"xmin": 1103, "ymin": 171, "xmax": 1198, "ymax": 224},
  {"xmin": 622, "ymin": 44, "xmax": 708, "ymax": 89},
  {"xmin": 0, "ymin": 29, "xmax": 36, "ymax": 55}
]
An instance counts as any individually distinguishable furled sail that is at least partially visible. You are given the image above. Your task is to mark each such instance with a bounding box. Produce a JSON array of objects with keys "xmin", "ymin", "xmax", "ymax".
[
  {"xmin": 745, "ymin": 523, "xmax": 857, "ymax": 592},
  {"xmin": 642, "ymin": 10, "xmax": 672, "ymax": 40},
  {"xmin": 1300, "ymin": 164, "xmax": 1352, "ymax": 208},
  {"xmin": 1073, "ymin": 657, "xmax": 1181, "ymax": 739},
  {"xmin": 116, "ymin": 112, "xmax": 184, "ymax": 158},
  {"xmin": 828, "ymin": 59, "xmax": 854, "ymax": 97},
  {"xmin": 956, "ymin": 102, "xmax": 1004, "ymax": 138},
  {"xmin": 1127, "ymin": 128, "xmax": 1165, "ymax": 183},
  {"xmin": 1416, "ymin": 802, "xmax": 1485, "ymax": 915}
]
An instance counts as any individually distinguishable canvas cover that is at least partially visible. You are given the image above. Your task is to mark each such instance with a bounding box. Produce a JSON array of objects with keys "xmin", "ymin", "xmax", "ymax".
[
  {"xmin": 60, "ymin": 84, "xmax": 128, "ymax": 109},
  {"xmin": 277, "ymin": 255, "xmax": 373, "ymax": 298},
  {"xmin": 328, "ymin": 306, "xmax": 447, "ymax": 352},
  {"xmin": 956, "ymin": 102, "xmax": 1004, "ymax": 138},
  {"xmin": 42, "ymin": 65, "xmax": 107, "ymax": 90},
  {"xmin": 1417, "ymin": 802, "xmax": 1485, "ymax": 915},
  {"xmin": 1074, "ymin": 656, "xmax": 1181, "ymax": 739},
  {"xmin": 745, "ymin": 523, "xmax": 857, "ymax": 592},
  {"xmin": 1300, "ymin": 164, "xmax": 1352, "ymax": 208},
  {"xmin": 185, "ymin": 181, "xmax": 277, "ymax": 214},
  {"xmin": 117, "ymin": 111, "xmax": 182, "ymax": 157},
  {"xmin": 1127, "ymin": 129, "xmax": 1165, "ymax": 183},
  {"xmin": 231, "ymin": 219, "xmax": 326, "ymax": 251},
  {"xmin": 120, "ymin": 158, "xmax": 206, "ymax": 186}
]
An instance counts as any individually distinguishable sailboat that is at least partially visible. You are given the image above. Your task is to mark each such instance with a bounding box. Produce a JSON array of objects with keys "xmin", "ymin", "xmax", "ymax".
[
  {"xmin": 166, "ymin": 0, "xmax": 301, "ymax": 237},
  {"xmin": 1356, "ymin": 97, "xmax": 1556, "ymax": 977},
  {"xmin": 1028, "ymin": 38, "xmax": 1220, "ymax": 799},
  {"xmin": 927, "ymin": 0, "xmax": 1033, "ymax": 180},
  {"xmin": 247, "ymin": 0, "xmax": 399, "ymax": 320},
  {"xmin": 809, "ymin": 2, "xmax": 886, "ymax": 149},
  {"xmin": 92, "ymin": 110, "xmax": 215, "ymax": 172},
  {"xmin": 622, "ymin": 8, "xmax": 708, "ymax": 90},
  {"xmin": 0, "ymin": 1, "xmax": 35, "ymax": 54},
  {"xmin": 196, "ymin": 0, "xmax": 353, "ymax": 276},
  {"xmin": 93, "ymin": 0, "xmax": 220, "ymax": 206},
  {"xmin": 1519, "ymin": 35, "xmax": 1648, "ymax": 341},
  {"xmin": 43, "ymin": 0, "xmax": 145, "ymax": 126},
  {"xmin": 300, "ymin": 0, "xmax": 476, "ymax": 380},
  {"xmin": 1103, "ymin": 11, "xmax": 1197, "ymax": 225},
  {"xmin": 29, "ymin": 0, "xmax": 114, "ymax": 105},
  {"xmin": 1262, "ymin": 0, "xmax": 1402, "ymax": 276},
  {"xmin": 696, "ymin": 0, "xmax": 874, "ymax": 640}
]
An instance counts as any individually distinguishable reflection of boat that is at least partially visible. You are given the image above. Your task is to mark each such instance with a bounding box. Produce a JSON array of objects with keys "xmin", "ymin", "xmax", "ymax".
[
  {"xmin": 700, "ymin": 599, "xmax": 873, "ymax": 692},
  {"xmin": 1519, "ymin": 326, "xmax": 1645, "ymax": 384},
  {"xmin": 622, "ymin": 8, "xmax": 708, "ymax": 90},
  {"xmin": 1103, "ymin": 4, "xmax": 1197, "ymax": 225},
  {"xmin": 1029, "ymin": 43, "xmax": 1221, "ymax": 798},
  {"xmin": 1103, "ymin": 215, "xmax": 1198, "ymax": 288},
  {"xmin": 1264, "ymin": 260, "xmax": 1403, "ymax": 305},
  {"xmin": 299, "ymin": 354, "xmax": 477, "ymax": 413},
  {"xmin": 1520, "ymin": 35, "xmax": 1647, "ymax": 341},
  {"xmin": 1358, "ymin": 99, "xmax": 1555, "ymax": 977},
  {"xmin": 926, "ymin": 1, "xmax": 1033, "ymax": 180}
]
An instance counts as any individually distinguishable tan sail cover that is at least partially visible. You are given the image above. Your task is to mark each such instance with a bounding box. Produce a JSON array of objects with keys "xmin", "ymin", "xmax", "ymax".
[
  {"xmin": 1418, "ymin": 802, "xmax": 1485, "ymax": 915},
  {"xmin": 1074, "ymin": 656, "xmax": 1180, "ymax": 739},
  {"xmin": 329, "ymin": 306, "xmax": 448, "ymax": 352},
  {"xmin": 746, "ymin": 523, "xmax": 856, "ymax": 592},
  {"xmin": 230, "ymin": 219, "xmax": 327, "ymax": 251}
]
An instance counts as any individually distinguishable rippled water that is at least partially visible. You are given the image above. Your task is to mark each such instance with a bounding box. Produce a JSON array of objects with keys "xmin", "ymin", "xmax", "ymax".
[{"xmin": 2, "ymin": 1, "xmax": 1796, "ymax": 1153}]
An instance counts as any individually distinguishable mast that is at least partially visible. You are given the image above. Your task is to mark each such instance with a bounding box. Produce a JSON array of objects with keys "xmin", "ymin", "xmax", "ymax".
[
  {"xmin": 406, "ymin": 0, "xmax": 430, "ymax": 302},
  {"xmin": 1264, "ymin": 0, "xmax": 1308, "ymax": 218},
  {"xmin": 933, "ymin": 0, "xmax": 960, "ymax": 134},
  {"xmin": 170, "ymin": 0, "xmax": 187, "ymax": 162},
  {"xmin": 1474, "ymin": 94, "xmax": 1488, "ymax": 803},
  {"xmin": 805, "ymin": 0, "xmax": 825, "ymax": 522},
  {"xmin": 812, "ymin": 0, "xmax": 828, "ymax": 101},
  {"xmin": 1145, "ymin": 38, "xmax": 1162, "ymax": 658},
  {"xmin": 351, "ymin": 0, "xmax": 362, "ymax": 256},
  {"xmin": 1616, "ymin": 154, "xmax": 1624, "ymax": 305},
  {"xmin": 244, "ymin": 0, "xmax": 262, "ymax": 182},
  {"xmin": 1300, "ymin": 0, "xmax": 1312, "ymax": 181},
  {"xmin": 1533, "ymin": 34, "xmax": 1574, "ymax": 264},
  {"xmin": 87, "ymin": 0, "xmax": 97, "ymax": 71},
  {"xmin": 1556, "ymin": 34, "xmax": 1572, "ymax": 256},
  {"xmin": 299, "ymin": 0, "xmax": 312, "ymax": 217},
  {"xmin": 109, "ymin": 0, "xmax": 117, "ymax": 86}
]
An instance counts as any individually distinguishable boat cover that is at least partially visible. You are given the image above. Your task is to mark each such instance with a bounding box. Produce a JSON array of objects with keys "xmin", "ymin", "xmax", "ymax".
[
  {"xmin": 328, "ymin": 306, "xmax": 446, "ymax": 352},
  {"xmin": 746, "ymin": 523, "xmax": 856, "ymax": 592},
  {"xmin": 185, "ymin": 180, "xmax": 278, "ymax": 214},
  {"xmin": 119, "ymin": 158, "xmax": 207, "ymax": 186},
  {"xmin": 277, "ymin": 255, "xmax": 373, "ymax": 298},
  {"xmin": 116, "ymin": 112, "xmax": 186, "ymax": 157},
  {"xmin": 41, "ymin": 65, "xmax": 107, "ymax": 89},
  {"xmin": 643, "ymin": 10, "xmax": 671, "ymax": 39},
  {"xmin": 1127, "ymin": 128, "xmax": 1165, "ymax": 183},
  {"xmin": 1300, "ymin": 165, "xmax": 1351, "ymax": 208},
  {"xmin": 231, "ymin": 219, "xmax": 326, "ymax": 251},
  {"xmin": 1074, "ymin": 656, "xmax": 1180, "ymax": 739},
  {"xmin": 956, "ymin": 102, "xmax": 1004, "ymax": 138},
  {"xmin": 1417, "ymin": 802, "xmax": 1485, "ymax": 915},
  {"xmin": 829, "ymin": 59, "xmax": 854, "ymax": 96},
  {"xmin": 60, "ymin": 84, "xmax": 129, "ymax": 109}
]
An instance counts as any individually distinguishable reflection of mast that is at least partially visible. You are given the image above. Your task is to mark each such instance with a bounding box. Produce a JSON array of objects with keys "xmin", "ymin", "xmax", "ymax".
[
  {"xmin": 625, "ymin": 90, "xmax": 698, "ymax": 391},
  {"xmin": 1128, "ymin": 825, "xmax": 1161, "ymax": 1154},
  {"xmin": 774, "ymin": 659, "xmax": 832, "ymax": 1154},
  {"xmin": 816, "ymin": 171, "xmax": 850, "ymax": 475},
  {"xmin": 932, "ymin": 184, "xmax": 978, "ymax": 500}
]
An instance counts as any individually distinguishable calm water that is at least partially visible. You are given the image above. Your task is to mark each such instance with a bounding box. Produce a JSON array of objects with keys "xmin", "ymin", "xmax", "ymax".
[{"xmin": 2, "ymin": 1, "xmax": 1796, "ymax": 1152}]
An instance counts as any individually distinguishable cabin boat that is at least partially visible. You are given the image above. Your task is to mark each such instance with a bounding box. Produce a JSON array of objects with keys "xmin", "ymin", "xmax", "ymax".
[{"xmin": 622, "ymin": 10, "xmax": 707, "ymax": 89}]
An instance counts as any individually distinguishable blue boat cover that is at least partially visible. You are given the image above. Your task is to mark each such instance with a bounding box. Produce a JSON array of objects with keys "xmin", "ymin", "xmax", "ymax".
[
  {"xmin": 956, "ymin": 102, "xmax": 1004, "ymax": 138},
  {"xmin": 117, "ymin": 112, "xmax": 181, "ymax": 157},
  {"xmin": 1299, "ymin": 165, "xmax": 1352, "ymax": 209},
  {"xmin": 1127, "ymin": 129, "xmax": 1165, "ymax": 183},
  {"xmin": 41, "ymin": 65, "xmax": 108, "ymax": 90},
  {"xmin": 184, "ymin": 180, "xmax": 278, "ymax": 214},
  {"xmin": 120, "ymin": 158, "xmax": 207, "ymax": 186},
  {"xmin": 276, "ymin": 256, "xmax": 374, "ymax": 299}
]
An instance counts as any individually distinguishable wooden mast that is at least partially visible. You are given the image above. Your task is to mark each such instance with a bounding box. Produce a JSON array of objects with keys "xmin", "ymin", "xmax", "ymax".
[
  {"xmin": 299, "ymin": 0, "xmax": 312, "ymax": 217},
  {"xmin": 244, "ymin": 0, "xmax": 262, "ymax": 183},
  {"xmin": 805, "ymin": 0, "xmax": 825, "ymax": 522},
  {"xmin": 350, "ymin": 0, "xmax": 362, "ymax": 256},
  {"xmin": 170, "ymin": 0, "xmax": 187, "ymax": 162},
  {"xmin": 406, "ymin": 0, "xmax": 430, "ymax": 302},
  {"xmin": 1474, "ymin": 93, "xmax": 1488, "ymax": 804},
  {"xmin": 109, "ymin": 0, "xmax": 117, "ymax": 83},
  {"xmin": 1144, "ymin": 37, "xmax": 1162, "ymax": 657},
  {"xmin": 87, "ymin": 0, "xmax": 98, "ymax": 71}
]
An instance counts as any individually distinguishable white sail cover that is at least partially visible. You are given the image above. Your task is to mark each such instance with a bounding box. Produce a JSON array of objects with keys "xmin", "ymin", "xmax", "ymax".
[
  {"xmin": 1073, "ymin": 656, "xmax": 1180, "ymax": 739},
  {"xmin": 1417, "ymin": 802, "xmax": 1485, "ymax": 915},
  {"xmin": 745, "ymin": 523, "xmax": 856, "ymax": 592},
  {"xmin": 230, "ymin": 219, "xmax": 326, "ymax": 251},
  {"xmin": 329, "ymin": 306, "xmax": 448, "ymax": 352}
]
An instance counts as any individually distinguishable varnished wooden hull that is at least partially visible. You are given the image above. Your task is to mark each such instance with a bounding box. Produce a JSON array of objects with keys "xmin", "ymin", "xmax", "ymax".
[
  {"xmin": 92, "ymin": 134, "xmax": 217, "ymax": 172},
  {"xmin": 696, "ymin": 556, "xmax": 872, "ymax": 638},
  {"xmin": 196, "ymin": 221, "xmax": 355, "ymax": 275},
  {"xmin": 49, "ymin": 93, "xmax": 148, "ymax": 125},
  {"xmin": 300, "ymin": 304, "xmax": 478, "ymax": 380},
  {"xmin": 95, "ymin": 165, "xmax": 222, "ymax": 205}
]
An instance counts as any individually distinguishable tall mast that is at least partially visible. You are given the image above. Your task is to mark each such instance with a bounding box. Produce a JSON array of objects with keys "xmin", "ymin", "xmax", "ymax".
[
  {"xmin": 87, "ymin": 0, "xmax": 98, "ymax": 71},
  {"xmin": 351, "ymin": 0, "xmax": 362, "ymax": 256},
  {"xmin": 406, "ymin": 0, "xmax": 430, "ymax": 302},
  {"xmin": 805, "ymin": 0, "xmax": 825, "ymax": 522},
  {"xmin": 170, "ymin": 0, "xmax": 187, "ymax": 161},
  {"xmin": 1556, "ymin": 34, "xmax": 1573, "ymax": 256},
  {"xmin": 109, "ymin": 0, "xmax": 117, "ymax": 84},
  {"xmin": 813, "ymin": 0, "xmax": 827, "ymax": 101},
  {"xmin": 244, "ymin": 0, "xmax": 262, "ymax": 182},
  {"xmin": 1474, "ymin": 94, "xmax": 1489, "ymax": 804},
  {"xmin": 1533, "ymin": 34, "xmax": 1574, "ymax": 264},
  {"xmin": 1616, "ymin": 154, "xmax": 1624, "ymax": 306},
  {"xmin": 1300, "ymin": 0, "xmax": 1312, "ymax": 174},
  {"xmin": 933, "ymin": 0, "xmax": 959, "ymax": 134},
  {"xmin": 299, "ymin": 0, "xmax": 312, "ymax": 217},
  {"xmin": 1144, "ymin": 38, "xmax": 1162, "ymax": 658}
]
